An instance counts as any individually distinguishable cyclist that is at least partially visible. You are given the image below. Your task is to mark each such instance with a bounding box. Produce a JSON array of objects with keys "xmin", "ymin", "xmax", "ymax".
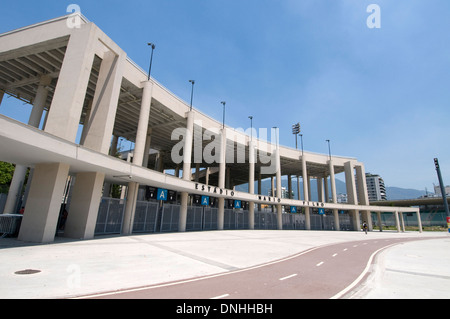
[{"xmin": 362, "ymin": 221, "xmax": 368, "ymax": 234}]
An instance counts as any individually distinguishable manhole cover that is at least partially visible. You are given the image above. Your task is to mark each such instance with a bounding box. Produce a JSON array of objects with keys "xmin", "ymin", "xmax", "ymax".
[{"xmin": 14, "ymin": 269, "xmax": 41, "ymax": 275}]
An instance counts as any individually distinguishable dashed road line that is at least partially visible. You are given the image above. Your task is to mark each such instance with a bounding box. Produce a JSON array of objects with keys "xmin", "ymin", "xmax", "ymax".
[
  {"xmin": 316, "ymin": 261, "xmax": 324, "ymax": 267},
  {"xmin": 211, "ymin": 294, "xmax": 230, "ymax": 299},
  {"xmin": 279, "ymin": 274, "xmax": 298, "ymax": 281}
]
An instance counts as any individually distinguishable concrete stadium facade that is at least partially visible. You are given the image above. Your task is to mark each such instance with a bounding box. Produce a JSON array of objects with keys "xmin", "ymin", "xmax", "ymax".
[{"xmin": 0, "ymin": 14, "xmax": 422, "ymax": 243}]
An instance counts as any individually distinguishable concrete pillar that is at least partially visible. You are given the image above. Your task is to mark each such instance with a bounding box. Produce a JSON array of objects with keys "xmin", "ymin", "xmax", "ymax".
[
  {"xmin": 217, "ymin": 128, "xmax": 227, "ymax": 230},
  {"xmin": 2, "ymin": 165, "xmax": 27, "ymax": 214},
  {"xmin": 3, "ymin": 74, "xmax": 53, "ymax": 214},
  {"xmin": 345, "ymin": 161, "xmax": 360, "ymax": 231},
  {"xmin": 122, "ymin": 81, "xmax": 153, "ymax": 235},
  {"xmin": 275, "ymin": 147, "xmax": 282, "ymax": 230},
  {"xmin": 317, "ymin": 178, "xmax": 324, "ymax": 203},
  {"xmin": 142, "ymin": 128, "xmax": 153, "ymax": 169},
  {"xmin": 324, "ymin": 176, "xmax": 329, "ymax": 203},
  {"xmin": 64, "ymin": 172, "xmax": 105, "ymax": 239},
  {"xmin": 416, "ymin": 210, "xmax": 423, "ymax": 233},
  {"xmin": 394, "ymin": 210, "xmax": 401, "ymax": 232},
  {"xmin": 302, "ymin": 155, "xmax": 311, "ymax": 230},
  {"xmin": 122, "ymin": 181, "xmax": 139, "ymax": 235},
  {"xmin": 82, "ymin": 52, "xmax": 125, "ymax": 154},
  {"xmin": 28, "ymin": 75, "xmax": 52, "ymax": 128},
  {"xmin": 377, "ymin": 211, "xmax": 383, "ymax": 232},
  {"xmin": 328, "ymin": 159, "xmax": 337, "ymax": 203},
  {"xmin": 179, "ymin": 111, "xmax": 194, "ymax": 232},
  {"xmin": 399, "ymin": 212, "xmax": 405, "ymax": 232},
  {"xmin": 18, "ymin": 163, "xmax": 70, "ymax": 243},
  {"xmin": 355, "ymin": 164, "xmax": 372, "ymax": 230},
  {"xmin": 333, "ymin": 209, "xmax": 340, "ymax": 231},
  {"xmin": 45, "ymin": 24, "xmax": 98, "ymax": 142},
  {"xmin": 248, "ymin": 140, "xmax": 255, "ymax": 229}
]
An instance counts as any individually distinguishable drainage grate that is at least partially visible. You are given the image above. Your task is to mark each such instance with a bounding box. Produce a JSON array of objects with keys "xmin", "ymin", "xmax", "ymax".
[{"xmin": 14, "ymin": 269, "xmax": 41, "ymax": 275}]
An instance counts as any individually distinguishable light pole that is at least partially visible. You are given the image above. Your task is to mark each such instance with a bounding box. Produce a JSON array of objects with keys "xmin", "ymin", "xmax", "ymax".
[
  {"xmin": 189, "ymin": 80, "xmax": 195, "ymax": 111},
  {"xmin": 300, "ymin": 134, "xmax": 304, "ymax": 156},
  {"xmin": 147, "ymin": 43, "xmax": 155, "ymax": 81},
  {"xmin": 326, "ymin": 139, "xmax": 332, "ymax": 160},
  {"xmin": 221, "ymin": 101, "xmax": 226, "ymax": 129},
  {"xmin": 248, "ymin": 116, "xmax": 253, "ymax": 141},
  {"xmin": 292, "ymin": 123, "xmax": 300, "ymax": 149}
]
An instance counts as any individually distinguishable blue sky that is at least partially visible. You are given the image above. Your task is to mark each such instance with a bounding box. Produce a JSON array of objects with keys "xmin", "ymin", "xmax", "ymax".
[{"xmin": 1, "ymin": 0, "xmax": 450, "ymax": 191}]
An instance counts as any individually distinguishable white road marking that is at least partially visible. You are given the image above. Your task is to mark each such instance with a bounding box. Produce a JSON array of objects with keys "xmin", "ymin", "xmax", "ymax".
[
  {"xmin": 332, "ymin": 253, "xmax": 338, "ymax": 257},
  {"xmin": 211, "ymin": 294, "xmax": 230, "ymax": 299},
  {"xmin": 343, "ymin": 248, "xmax": 348, "ymax": 251},
  {"xmin": 316, "ymin": 262, "xmax": 324, "ymax": 267},
  {"xmin": 279, "ymin": 274, "xmax": 298, "ymax": 281}
]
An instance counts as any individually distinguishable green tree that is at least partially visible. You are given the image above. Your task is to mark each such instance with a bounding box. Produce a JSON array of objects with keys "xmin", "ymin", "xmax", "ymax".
[{"xmin": 0, "ymin": 161, "xmax": 15, "ymax": 194}]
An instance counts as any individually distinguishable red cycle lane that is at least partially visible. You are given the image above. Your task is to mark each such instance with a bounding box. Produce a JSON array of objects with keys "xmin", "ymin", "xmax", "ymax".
[{"xmin": 80, "ymin": 237, "xmax": 432, "ymax": 299}]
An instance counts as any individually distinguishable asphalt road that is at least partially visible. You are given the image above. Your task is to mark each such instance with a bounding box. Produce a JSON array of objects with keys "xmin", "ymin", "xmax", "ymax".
[{"xmin": 84, "ymin": 236, "xmax": 427, "ymax": 299}]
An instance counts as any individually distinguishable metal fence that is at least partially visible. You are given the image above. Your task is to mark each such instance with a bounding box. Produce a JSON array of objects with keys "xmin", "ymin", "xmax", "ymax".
[
  {"xmin": 0, "ymin": 214, "xmax": 22, "ymax": 237},
  {"xmin": 254, "ymin": 211, "xmax": 278, "ymax": 230},
  {"xmin": 94, "ymin": 198, "xmax": 366, "ymax": 236},
  {"xmin": 95, "ymin": 197, "xmax": 125, "ymax": 235}
]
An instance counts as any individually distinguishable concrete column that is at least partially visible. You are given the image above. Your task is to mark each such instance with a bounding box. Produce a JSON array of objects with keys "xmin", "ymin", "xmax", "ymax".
[
  {"xmin": 2, "ymin": 165, "xmax": 27, "ymax": 214},
  {"xmin": 248, "ymin": 140, "xmax": 255, "ymax": 229},
  {"xmin": 179, "ymin": 111, "xmax": 194, "ymax": 232},
  {"xmin": 18, "ymin": 163, "xmax": 70, "ymax": 243},
  {"xmin": 324, "ymin": 177, "xmax": 329, "ymax": 203},
  {"xmin": 122, "ymin": 81, "xmax": 153, "ymax": 235},
  {"xmin": 217, "ymin": 128, "xmax": 227, "ymax": 230},
  {"xmin": 394, "ymin": 210, "xmax": 401, "ymax": 232},
  {"xmin": 377, "ymin": 211, "xmax": 383, "ymax": 232},
  {"xmin": 288, "ymin": 175, "xmax": 292, "ymax": 199},
  {"xmin": 275, "ymin": 147, "xmax": 282, "ymax": 230},
  {"xmin": 333, "ymin": 209, "xmax": 340, "ymax": 231},
  {"xmin": 28, "ymin": 75, "xmax": 51, "ymax": 128},
  {"xmin": 64, "ymin": 172, "xmax": 105, "ymax": 239},
  {"xmin": 134, "ymin": 81, "xmax": 153, "ymax": 164},
  {"xmin": 355, "ymin": 164, "xmax": 372, "ymax": 230},
  {"xmin": 416, "ymin": 210, "xmax": 423, "ymax": 233},
  {"xmin": 142, "ymin": 128, "xmax": 153, "ymax": 169},
  {"xmin": 122, "ymin": 181, "xmax": 139, "ymax": 235},
  {"xmin": 45, "ymin": 24, "xmax": 98, "ymax": 142},
  {"xmin": 399, "ymin": 212, "xmax": 405, "ymax": 232},
  {"xmin": 82, "ymin": 51, "xmax": 125, "ymax": 154},
  {"xmin": 344, "ymin": 161, "xmax": 360, "ymax": 231},
  {"xmin": 317, "ymin": 178, "xmax": 324, "ymax": 203},
  {"xmin": 302, "ymin": 155, "xmax": 311, "ymax": 230},
  {"xmin": 328, "ymin": 159, "xmax": 337, "ymax": 203},
  {"xmin": 257, "ymin": 171, "xmax": 262, "ymax": 212},
  {"xmin": 3, "ymin": 74, "xmax": 53, "ymax": 214}
]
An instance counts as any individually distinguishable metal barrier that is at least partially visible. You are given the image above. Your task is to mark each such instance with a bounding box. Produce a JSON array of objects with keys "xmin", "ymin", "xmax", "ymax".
[
  {"xmin": 254, "ymin": 211, "xmax": 278, "ymax": 230},
  {"xmin": 160, "ymin": 203, "xmax": 180, "ymax": 232},
  {"xmin": 94, "ymin": 197, "xmax": 364, "ymax": 236},
  {"xmin": 95, "ymin": 198, "xmax": 125, "ymax": 235},
  {"xmin": 133, "ymin": 201, "xmax": 159, "ymax": 233},
  {"xmin": 282, "ymin": 213, "xmax": 305, "ymax": 230},
  {"xmin": 0, "ymin": 214, "xmax": 23, "ymax": 237}
]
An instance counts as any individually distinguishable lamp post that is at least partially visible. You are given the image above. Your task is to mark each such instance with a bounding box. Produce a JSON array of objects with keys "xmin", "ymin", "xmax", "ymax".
[
  {"xmin": 326, "ymin": 139, "xmax": 332, "ymax": 160},
  {"xmin": 147, "ymin": 43, "xmax": 155, "ymax": 81},
  {"xmin": 189, "ymin": 80, "xmax": 195, "ymax": 111},
  {"xmin": 300, "ymin": 134, "xmax": 304, "ymax": 156},
  {"xmin": 292, "ymin": 123, "xmax": 300, "ymax": 149},
  {"xmin": 248, "ymin": 116, "xmax": 253, "ymax": 141},
  {"xmin": 221, "ymin": 101, "xmax": 226, "ymax": 129}
]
